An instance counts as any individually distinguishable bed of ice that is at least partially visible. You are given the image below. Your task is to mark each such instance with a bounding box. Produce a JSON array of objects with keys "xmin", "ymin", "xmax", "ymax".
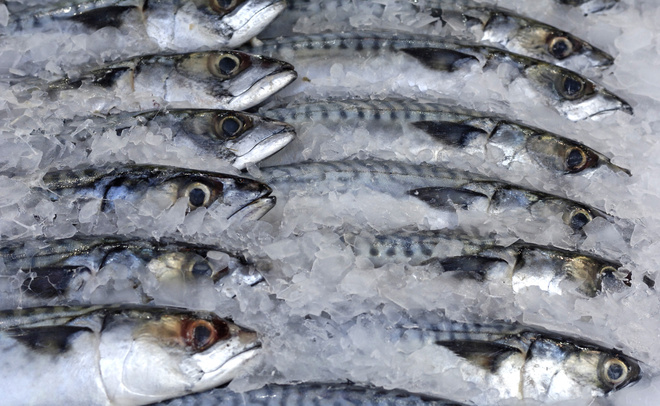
[{"xmin": 0, "ymin": 0, "xmax": 659, "ymax": 405}]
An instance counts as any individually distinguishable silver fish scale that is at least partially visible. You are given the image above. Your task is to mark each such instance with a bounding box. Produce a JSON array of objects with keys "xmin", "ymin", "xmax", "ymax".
[{"xmin": 157, "ymin": 383, "xmax": 466, "ymax": 405}]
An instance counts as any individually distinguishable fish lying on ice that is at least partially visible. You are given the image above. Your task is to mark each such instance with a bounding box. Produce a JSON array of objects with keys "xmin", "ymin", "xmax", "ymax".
[
  {"xmin": 156, "ymin": 382, "xmax": 468, "ymax": 405},
  {"xmin": 56, "ymin": 109, "xmax": 296, "ymax": 169},
  {"xmin": 2, "ymin": 0, "xmax": 287, "ymax": 51},
  {"xmin": 262, "ymin": 98, "xmax": 630, "ymax": 176},
  {"xmin": 39, "ymin": 164, "xmax": 275, "ymax": 221},
  {"xmin": 0, "ymin": 235, "xmax": 265, "ymax": 306},
  {"xmin": 255, "ymin": 159, "xmax": 616, "ymax": 232},
  {"xmin": 0, "ymin": 305, "xmax": 262, "ymax": 405},
  {"xmin": 344, "ymin": 228, "xmax": 630, "ymax": 297},
  {"xmin": 244, "ymin": 31, "xmax": 631, "ymax": 121},
  {"xmin": 15, "ymin": 50, "xmax": 297, "ymax": 112}
]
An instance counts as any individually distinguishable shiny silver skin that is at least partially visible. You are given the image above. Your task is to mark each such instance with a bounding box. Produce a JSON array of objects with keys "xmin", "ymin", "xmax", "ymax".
[
  {"xmin": 263, "ymin": 98, "xmax": 629, "ymax": 176},
  {"xmin": 40, "ymin": 164, "xmax": 275, "ymax": 220},
  {"xmin": 244, "ymin": 31, "xmax": 631, "ymax": 121},
  {"xmin": 344, "ymin": 228, "xmax": 630, "ymax": 297},
  {"xmin": 387, "ymin": 311, "xmax": 641, "ymax": 401},
  {"xmin": 61, "ymin": 109, "xmax": 296, "ymax": 169},
  {"xmin": 3, "ymin": 0, "xmax": 286, "ymax": 51},
  {"xmin": 45, "ymin": 50, "xmax": 297, "ymax": 111},
  {"xmin": 0, "ymin": 305, "xmax": 261, "ymax": 405},
  {"xmin": 257, "ymin": 159, "xmax": 615, "ymax": 231},
  {"xmin": 0, "ymin": 235, "xmax": 264, "ymax": 306},
  {"xmin": 156, "ymin": 382, "xmax": 467, "ymax": 405},
  {"xmin": 555, "ymin": 0, "xmax": 620, "ymax": 14}
]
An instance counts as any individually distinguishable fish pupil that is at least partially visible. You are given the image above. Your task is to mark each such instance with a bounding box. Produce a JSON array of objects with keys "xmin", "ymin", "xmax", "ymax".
[
  {"xmin": 218, "ymin": 57, "xmax": 238, "ymax": 76},
  {"xmin": 608, "ymin": 363, "xmax": 624, "ymax": 380},
  {"xmin": 551, "ymin": 38, "xmax": 571, "ymax": 58},
  {"xmin": 566, "ymin": 148, "xmax": 585, "ymax": 170},
  {"xmin": 193, "ymin": 325, "xmax": 212, "ymax": 348},
  {"xmin": 189, "ymin": 188, "xmax": 207, "ymax": 207},
  {"xmin": 223, "ymin": 117, "xmax": 241, "ymax": 136},
  {"xmin": 562, "ymin": 76, "xmax": 583, "ymax": 97},
  {"xmin": 571, "ymin": 212, "xmax": 590, "ymax": 229},
  {"xmin": 192, "ymin": 261, "xmax": 212, "ymax": 277}
]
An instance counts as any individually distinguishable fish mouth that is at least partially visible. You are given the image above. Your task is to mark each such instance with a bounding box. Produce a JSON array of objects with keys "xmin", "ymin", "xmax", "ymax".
[
  {"xmin": 232, "ymin": 125, "xmax": 296, "ymax": 169},
  {"xmin": 229, "ymin": 195, "xmax": 276, "ymax": 221},
  {"xmin": 226, "ymin": 65, "xmax": 297, "ymax": 111},
  {"xmin": 226, "ymin": 0, "xmax": 287, "ymax": 48}
]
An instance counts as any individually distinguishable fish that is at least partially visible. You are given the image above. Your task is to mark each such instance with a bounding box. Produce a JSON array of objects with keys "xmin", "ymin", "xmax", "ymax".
[
  {"xmin": 554, "ymin": 0, "xmax": 620, "ymax": 14},
  {"xmin": 22, "ymin": 50, "xmax": 296, "ymax": 112},
  {"xmin": 2, "ymin": 0, "xmax": 287, "ymax": 51},
  {"xmin": 155, "ymin": 382, "xmax": 467, "ymax": 405},
  {"xmin": 0, "ymin": 235, "xmax": 265, "ymax": 306},
  {"xmin": 0, "ymin": 305, "xmax": 261, "ymax": 405},
  {"xmin": 262, "ymin": 98, "xmax": 630, "ymax": 176},
  {"xmin": 243, "ymin": 31, "xmax": 631, "ymax": 121},
  {"xmin": 58, "ymin": 109, "xmax": 296, "ymax": 169},
  {"xmin": 39, "ymin": 164, "xmax": 275, "ymax": 221},
  {"xmin": 343, "ymin": 228, "xmax": 631, "ymax": 296},
  {"xmin": 386, "ymin": 311, "xmax": 641, "ymax": 401},
  {"xmin": 256, "ymin": 159, "xmax": 615, "ymax": 232}
]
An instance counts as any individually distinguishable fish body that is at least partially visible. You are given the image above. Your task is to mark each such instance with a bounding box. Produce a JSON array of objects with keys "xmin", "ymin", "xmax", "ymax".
[
  {"xmin": 60, "ymin": 109, "xmax": 296, "ymax": 169},
  {"xmin": 41, "ymin": 164, "xmax": 275, "ymax": 220},
  {"xmin": 257, "ymin": 159, "xmax": 613, "ymax": 232},
  {"xmin": 40, "ymin": 50, "xmax": 297, "ymax": 112},
  {"xmin": 243, "ymin": 31, "xmax": 630, "ymax": 120},
  {"xmin": 388, "ymin": 311, "xmax": 640, "ymax": 401},
  {"xmin": 3, "ymin": 0, "xmax": 286, "ymax": 51},
  {"xmin": 344, "ymin": 229, "xmax": 630, "ymax": 296},
  {"xmin": 0, "ymin": 305, "xmax": 261, "ymax": 405},
  {"xmin": 0, "ymin": 235, "xmax": 264, "ymax": 306},
  {"xmin": 262, "ymin": 98, "xmax": 629, "ymax": 176},
  {"xmin": 157, "ymin": 382, "xmax": 466, "ymax": 405}
]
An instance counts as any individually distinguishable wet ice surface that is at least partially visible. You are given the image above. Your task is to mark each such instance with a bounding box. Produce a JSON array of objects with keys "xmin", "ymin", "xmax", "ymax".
[{"xmin": 1, "ymin": 0, "xmax": 659, "ymax": 405}]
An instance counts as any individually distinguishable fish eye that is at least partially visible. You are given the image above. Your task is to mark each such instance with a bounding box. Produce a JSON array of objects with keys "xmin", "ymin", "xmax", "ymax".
[
  {"xmin": 548, "ymin": 35, "xmax": 574, "ymax": 59},
  {"xmin": 184, "ymin": 182, "xmax": 214, "ymax": 209},
  {"xmin": 210, "ymin": 0, "xmax": 240, "ymax": 14},
  {"xmin": 209, "ymin": 54, "xmax": 242, "ymax": 79},
  {"xmin": 191, "ymin": 260, "xmax": 213, "ymax": 278},
  {"xmin": 184, "ymin": 320, "xmax": 222, "ymax": 351},
  {"xmin": 215, "ymin": 115, "xmax": 244, "ymax": 139},
  {"xmin": 602, "ymin": 358, "xmax": 629, "ymax": 386},
  {"xmin": 564, "ymin": 207, "xmax": 593, "ymax": 230},
  {"xmin": 555, "ymin": 73, "xmax": 594, "ymax": 101},
  {"xmin": 565, "ymin": 147, "xmax": 587, "ymax": 172}
]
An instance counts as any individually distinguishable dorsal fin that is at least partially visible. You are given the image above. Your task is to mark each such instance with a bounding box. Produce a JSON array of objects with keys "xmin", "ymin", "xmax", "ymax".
[
  {"xmin": 412, "ymin": 121, "xmax": 487, "ymax": 147},
  {"xmin": 68, "ymin": 6, "xmax": 134, "ymax": 29}
]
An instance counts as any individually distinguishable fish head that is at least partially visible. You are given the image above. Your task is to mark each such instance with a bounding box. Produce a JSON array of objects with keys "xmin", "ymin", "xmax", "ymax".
[
  {"xmin": 524, "ymin": 63, "xmax": 632, "ymax": 120},
  {"xmin": 522, "ymin": 337, "xmax": 640, "ymax": 399},
  {"xmin": 511, "ymin": 244, "xmax": 630, "ymax": 296},
  {"xmin": 170, "ymin": 51, "xmax": 296, "ymax": 111},
  {"xmin": 177, "ymin": 110, "xmax": 295, "ymax": 169},
  {"xmin": 482, "ymin": 10, "xmax": 614, "ymax": 69},
  {"xmin": 99, "ymin": 308, "xmax": 261, "ymax": 404},
  {"xmin": 525, "ymin": 133, "xmax": 631, "ymax": 175}
]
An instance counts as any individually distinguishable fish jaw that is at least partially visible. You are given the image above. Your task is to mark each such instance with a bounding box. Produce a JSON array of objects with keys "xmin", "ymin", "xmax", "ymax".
[
  {"xmin": 228, "ymin": 195, "xmax": 276, "ymax": 221},
  {"xmin": 222, "ymin": 0, "xmax": 288, "ymax": 48},
  {"xmin": 231, "ymin": 120, "xmax": 296, "ymax": 169},
  {"xmin": 563, "ymin": 87, "xmax": 633, "ymax": 121},
  {"xmin": 223, "ymin": 58, "xmax": 297, "ymax": 110}
]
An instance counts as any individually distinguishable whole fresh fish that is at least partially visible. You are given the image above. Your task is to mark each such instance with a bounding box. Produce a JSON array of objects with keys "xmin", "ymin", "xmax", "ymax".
[
  {"xmin": 2, "ymin": 0, "xmax": 286, "ymax": 51},
  {"xmin": 256, "ymin": 159, "xmax": 614, "ymax": 232},
  {"xmin": 278, "ymin": 0, "xmax": 613, "ymax": 70},
  {"xmin": 58, "ymin": 109, "xmax": 296, "ymax": 169},
  {"xmin": 19, "ymin": 50, "xmax": 296, "ymax": 112},
  {"xmin": 0, "ymin": 235, "xmax": 265, "ymax": 306},
  {"xmin": 243, "ymin": 31, "xmax": 631, "ymax": 121},
  {"xmin": 262, "ymin": 98, "xmax": 630, "ymax": 176},
  {"xmin": 344, "ymin": 229, "xmax": 630, "ymax": 296},
  {"xmin": 386, "ymin": 311, "xmax": 641, "ymax": 401},
  {"xmin": 156, "ymin": 382, "xmax": 467, "ymax": 405},
  {"xmin": 40, "ymin": 164, "xmax": 275, "ymax": 221},
  {"xmin": 0, "ymin": 305, "xmax": 261, "ymax": 405}
]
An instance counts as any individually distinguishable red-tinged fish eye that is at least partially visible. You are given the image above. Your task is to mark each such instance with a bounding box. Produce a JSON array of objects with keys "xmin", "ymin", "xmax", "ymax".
[{"xmin": 185, "ymin": 319, "xmax": 222, "ymax": 351}]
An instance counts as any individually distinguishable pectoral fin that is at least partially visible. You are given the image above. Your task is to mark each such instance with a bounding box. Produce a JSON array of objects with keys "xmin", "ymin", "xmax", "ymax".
[
  {"xmin": 408, "ymin": 187, "xmax": 487, "ymax": 209},
  {"xmin": 436, "ymin": 340, "xmax": 519, "ymax": 372},
  {"xmin": 69, "ymin": 6, "xmax": 134, "ymax": 29},
  {"xmin": 401, "ymin": 48, "xmax": 478, "ymax": 72},
  {"xmin": 412, "ymin": 121, "xmax": 487, "ymax": 147},
  {"xmin": 432, "ymin": 256, "xmax": 507, "ymax": 281}
]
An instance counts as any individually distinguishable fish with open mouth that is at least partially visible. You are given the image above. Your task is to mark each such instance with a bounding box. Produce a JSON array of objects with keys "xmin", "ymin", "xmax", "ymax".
[
  {"xmin": 262, "ymin": 98, "xmax": 630, "ymax": 176},
  {"xmin": 39, "ymin": 164, "xmax": 275, "ymax": 221},
  {"xmin": 156, "ymin": 382, "xmax": 468, "ymax": 405},
  {"xmin": 17, "ymin": 50, "xmax": 296, "ymax": 112},
  {"xmin": 344, "ymin": 228, "xmax": 631, "ymax": 297},
  {"xmin": 58, "ymin": 109, "xmax": 296, "ymax": 169},
  {"xmin": 0, "ymin": 235, "xmax": 265, "ymax": 307},
  {"xmin": 0, "ymin": 305, "xmax": 262, "ymax": 405},
  {"xmin": 244, "ymin": 31, "xmax": 631, "ymax": 121},
  {"xmin": 2, "ymin": 0, "xmax": 287, "ymax": 51},
  {"xmin": 384, "ymin": 310, "xmax": 641, "ymax": 401},
  {"xmin": 256, "ymin": 159, "xmax": 616, "ymax": 232}
]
